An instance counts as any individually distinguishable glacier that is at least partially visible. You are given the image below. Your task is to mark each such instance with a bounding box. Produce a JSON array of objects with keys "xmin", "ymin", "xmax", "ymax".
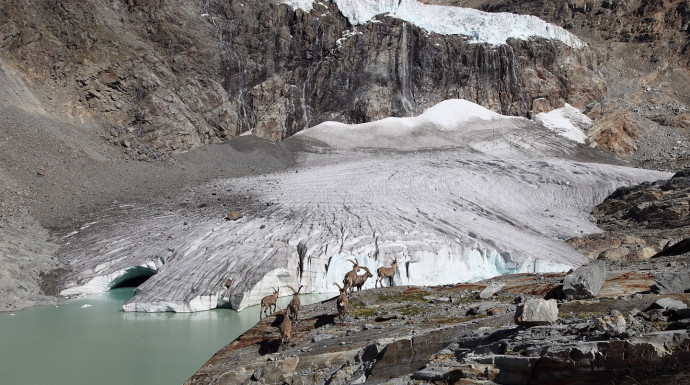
[
  {"xmin": 282, "ymin": 0, "xmax": 585, "ymax": 48},
  {"xmin": 57, "ymin": 99, "xmax": 671, "ymax": 312}
]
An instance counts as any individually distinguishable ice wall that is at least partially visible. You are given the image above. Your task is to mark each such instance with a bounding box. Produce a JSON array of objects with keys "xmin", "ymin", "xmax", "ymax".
[{"xmin": 282, "ymin": 0, "xmax": 585, "ymax": 48}]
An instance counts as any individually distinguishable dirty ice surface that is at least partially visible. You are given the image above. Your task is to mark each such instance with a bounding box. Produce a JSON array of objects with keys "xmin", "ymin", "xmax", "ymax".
[{"xmin": 58, "ymin": 99, "xmax": 669, "ymax": 312}]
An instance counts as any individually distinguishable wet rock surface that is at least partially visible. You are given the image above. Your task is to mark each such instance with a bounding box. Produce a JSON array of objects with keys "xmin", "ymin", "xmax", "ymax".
[{"xmin": 186, "ymin": 252, "xmax": 690, "ymax": 384}]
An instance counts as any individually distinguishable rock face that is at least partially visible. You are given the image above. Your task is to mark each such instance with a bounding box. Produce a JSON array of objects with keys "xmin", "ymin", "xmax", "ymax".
[
  {"xmin": 562, "ymin": 260, "xmax": 606, "ymax": 300},
  {"xmin": 568, "ymin": 171, "xmax": 690, "ymax": 262},
  {"xmin": 477, "ymin": 0, "xmax": 690, "ymax": 164},
  {"xmin": 0, "ymin": 0, "xmax": 605, "ymax": 156},
  {"xmin": 3, "ymin": 0, "xmax": 689, "ymax": 167}
]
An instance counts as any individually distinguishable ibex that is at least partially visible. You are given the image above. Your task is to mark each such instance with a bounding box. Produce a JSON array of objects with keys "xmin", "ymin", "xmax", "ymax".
[
  {"xmin": 278, "ymin": 306, "xmax": 292, "ymax": 345},
  {"xmin": 259, "ymin": 287, "xmax": 279, "ymax": 319},
  {"xmin": 375, "ymin": 258, "xmax": 398, "ymax": 288},
  {"xmin": 333, "ymin": 282, "xmax": 348, "ymax": 322},
  {"xmin": 352, "ymin": 266, "xmax": 373, "ymax": 292},
  {"xmin": 343, "ymin": 259, "xmax": 360, "ymax": 291},
  {"xmin": 287, "ymin": 285, "xmax": 303, "ymax": 322}
]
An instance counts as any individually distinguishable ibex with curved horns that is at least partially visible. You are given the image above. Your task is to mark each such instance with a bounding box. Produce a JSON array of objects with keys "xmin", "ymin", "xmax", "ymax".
[
  {"xmin": 375, "ymin": 258, "xmax": 398, "ymax": 288},
  {"xmin": 333, "ymin": 282, "xmax": 348, "ymax": 322},
  {"xmin": 352, "ymin": 266, "xmax": 373, "ymax": 292},
  {"xmin": 287, "ymin": 285, "xmax": 303, "ymax": 322},
  {"xmin": 259, "ymin": 287, "xmax": 279, "ymax": 319},
  {"xmin": 343, "ymin": 258, "xmax": 360, "ymax": 291}
]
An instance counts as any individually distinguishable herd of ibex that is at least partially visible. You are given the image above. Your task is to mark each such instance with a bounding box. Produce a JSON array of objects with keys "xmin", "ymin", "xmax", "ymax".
[{"xmin": 259, "ymin": 258, "xmax": 399, "ymax": 348}]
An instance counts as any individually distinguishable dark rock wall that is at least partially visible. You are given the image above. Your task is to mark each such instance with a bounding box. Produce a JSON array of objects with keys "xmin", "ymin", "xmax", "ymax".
[{"xmin": 1, "ymin": 0, "xmax": 604, "ymax": 155}]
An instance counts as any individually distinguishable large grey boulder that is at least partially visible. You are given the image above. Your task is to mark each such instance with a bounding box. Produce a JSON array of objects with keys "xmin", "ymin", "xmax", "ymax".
[
  {"xmin": 652, "ymin": 272, "xmax": 690, "ymax": 294},
  {"xmin": 649, "ymin": 298, "xmax": 688, "ymax": 312},
  {"xmin": 515, "ymin": 299, "xmax": 559, "ymax": 326},
  {"xmin": 562, "ymin": 260, "xmax": 607, "ymax": 300},
  {"xmin": 479, "ymin": 282, "xmax": 505, "ymax": 299}
]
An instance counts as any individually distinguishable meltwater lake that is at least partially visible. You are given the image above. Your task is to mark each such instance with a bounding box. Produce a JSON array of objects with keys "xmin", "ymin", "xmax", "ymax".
[{"xmin": 0, "ymin": 288, "xmax": 332, "ymax": 385}]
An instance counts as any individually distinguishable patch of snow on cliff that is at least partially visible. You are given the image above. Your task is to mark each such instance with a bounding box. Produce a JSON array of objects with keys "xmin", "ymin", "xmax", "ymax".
[
  {"xmin": 282, "ymin": 0, "xmax": 585, "ymax": 48},
  {"xmin": 534, "ymin": 104, "xmax": 592, "ymax": 144},
  {"xmin": 283, "ymin": 0, "xmax": 316, "ymax": 12}
]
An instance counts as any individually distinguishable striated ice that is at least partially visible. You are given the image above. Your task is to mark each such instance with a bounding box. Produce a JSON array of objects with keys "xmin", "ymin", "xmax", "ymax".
[
  {"xmin": 58, "ymin": 99, "xmax": 671, "ymax": 312},
  {"xmin": 282, "ymin": 0, "xmax": 585, "ymax": 48}
]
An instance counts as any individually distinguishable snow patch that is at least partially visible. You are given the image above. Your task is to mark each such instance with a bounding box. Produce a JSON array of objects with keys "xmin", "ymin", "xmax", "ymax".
[
  {"xmin": 420, "ymin": 99, "xmax": 503, "ymax": 128},
  {"xmin": 535, "ymin": 104, "xmax": 592, "ymax": 144},
  {"xmin": 283, "ymin": 0, "xmax": 316, "ymax": 12},
  {"xmin": 282, "ymin": 0, "xmax": 585, "ymax": 48},
  {"xmin": 297, "ymin": 99, "xmax": 512, "ymax": 149}
]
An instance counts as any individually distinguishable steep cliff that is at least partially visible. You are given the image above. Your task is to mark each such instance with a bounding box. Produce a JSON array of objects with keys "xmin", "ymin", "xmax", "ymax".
[{"xmin": 1, "ymin": 0, "xmax": 607, "ymax": 156}]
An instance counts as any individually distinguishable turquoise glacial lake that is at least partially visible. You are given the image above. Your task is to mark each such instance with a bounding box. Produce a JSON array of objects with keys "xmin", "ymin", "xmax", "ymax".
[{"xmin": 0, "ymin": 288, "xmax": 331, "ymax": 385}]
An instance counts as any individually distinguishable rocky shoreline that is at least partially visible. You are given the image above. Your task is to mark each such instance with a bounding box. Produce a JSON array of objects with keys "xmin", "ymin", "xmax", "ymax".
[{"xmin": 186, "ymin": 251, "xmax": 690, "ymax": 384}]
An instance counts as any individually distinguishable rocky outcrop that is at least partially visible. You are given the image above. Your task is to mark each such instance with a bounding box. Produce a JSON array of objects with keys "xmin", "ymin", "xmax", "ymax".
[
  {"xmin": 568, "ymin": 171, "xmax": 690, "ymax": 262},
  {"xmin": 0, "ymin": 0, "xmax": 605, "ymax": 156},
  {"xmin": 186, "ymin": 252, "xmax": 690, "ymax": 384}
]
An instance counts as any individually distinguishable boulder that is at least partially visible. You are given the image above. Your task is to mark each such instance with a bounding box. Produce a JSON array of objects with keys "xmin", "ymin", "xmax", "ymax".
[
  {"xmin": 479, "ymin": 282, "xmax": 505, "ymax": 299},
  {"xmin": 467, "ymin": 302, "xmax": 498, "ymax": 316},
  {"xmin": 515, "ymin": 299, "xmax": 559, "ymax": 326},
  {"xmin": 652, "ymin": 272, "xmax": 690, "ymax": 294},
  {"xmin": 225, "ymin": 211, "xmax": 243, "ymax": 221},
  {"xmin": 648, "ymin": 298, "xmax": 688, "ymax": 312},
  {"xmin": 562, "ymin": 260, "xmax": 606, "ymax": 300}
]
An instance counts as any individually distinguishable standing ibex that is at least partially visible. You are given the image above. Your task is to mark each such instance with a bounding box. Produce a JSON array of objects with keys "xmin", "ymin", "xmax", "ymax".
[
  {"xmin": 287, "ymin": 285, "xmax": 303, "ymax": 322},
  {"xmin": 333, "ymin": 282, "xmax": 348, "ymax": 322},
  {"xmin": 375, "ymin": 258, "xmax": 398, "ymax": 288},
  {"xmin": 278, "ymin": 306, "xmax": 292, "ymax": 346},
  {"xmin": 259, "ymin": 287, "xmax": 279, "ymax": 319},
  {"xmin": 343, "ymin": 259, "xmax": 360, "ymax": 291},
  {"xmin": 352, "ymin": 266, "xmax": 373, "ymax": 292}
]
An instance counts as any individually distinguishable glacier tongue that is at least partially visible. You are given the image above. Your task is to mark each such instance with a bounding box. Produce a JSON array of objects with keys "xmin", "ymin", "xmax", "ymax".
[
  {"xmin": 282, "ymin": 0, "xmax": 585, "ymax": 48},
  {"xmin": 57, "ymin": 99, "xmax": 671, "ymax": 312}
]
